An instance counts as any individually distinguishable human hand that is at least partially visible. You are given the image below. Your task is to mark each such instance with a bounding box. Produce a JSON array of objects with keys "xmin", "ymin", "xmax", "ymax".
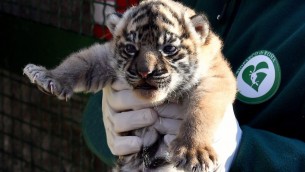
[
  {"xmin": 102, "ymin": 79, "xmax": 158, "ymax": 156},
  {"xmin": 152, "ymin": 103, "xmax": 184, "ymax": 146}
]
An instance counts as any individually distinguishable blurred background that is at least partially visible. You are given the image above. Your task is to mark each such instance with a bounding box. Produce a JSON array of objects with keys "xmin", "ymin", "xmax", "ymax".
[{"xmin": 0, "ymin": 0, "xmax": 137, "ymax": 171}]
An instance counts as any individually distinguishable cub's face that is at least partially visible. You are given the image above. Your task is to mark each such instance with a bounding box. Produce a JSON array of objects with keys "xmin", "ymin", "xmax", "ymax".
[{"xmin": 107, "ymin": 0, "xmax": 210, "ymax": 101}]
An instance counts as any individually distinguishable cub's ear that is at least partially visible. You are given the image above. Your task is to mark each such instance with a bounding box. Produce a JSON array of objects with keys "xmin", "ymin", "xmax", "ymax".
[
  {"xmin": 190, "ymin": 14, "xmax": 210, "ymax": 40},
  {"xmin": 106, "ymin": 13, "xmax": 123, "ymax": 34}
]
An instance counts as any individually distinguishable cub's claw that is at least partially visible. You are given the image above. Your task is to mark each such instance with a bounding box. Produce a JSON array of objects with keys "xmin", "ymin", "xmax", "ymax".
[
  {"xmin": 49, "ymin": 81, "xmax": 54, "ymax": 94},
  {"xmin": 32, "ymin": 73, "xmax": 39, "ymax": 83},
  {"xmin": 170, "ymin": 138, "xmax": 218, "ymax": 172},
  {"xmin": 23, "ymin": 64, "xmax": 73, "ymax": 100}
]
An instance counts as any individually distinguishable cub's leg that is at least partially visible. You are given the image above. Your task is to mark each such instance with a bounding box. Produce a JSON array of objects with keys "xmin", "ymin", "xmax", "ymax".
[
  {"xmin": 170, "ymin": 96, "xmax": 222, "ymax": 172},
  {"xmin": 170, "ymin": 58, "xmax": 236, "ymax": 172},
  {"xmin": 23, "ymin": 43, "xmax": 116, "ymax": 99}
]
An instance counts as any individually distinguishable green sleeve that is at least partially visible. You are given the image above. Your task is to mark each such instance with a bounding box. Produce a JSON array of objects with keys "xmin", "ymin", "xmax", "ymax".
[
  {"xmin": 230, "ymin": 126, "xmax": 305, "ymax": 171},
  {"xmin": 82, "ymin": 92, "xmax": 116, "ymax": 166}
]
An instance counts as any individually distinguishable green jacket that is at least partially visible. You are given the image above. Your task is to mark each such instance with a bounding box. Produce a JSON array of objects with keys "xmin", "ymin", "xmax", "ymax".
[
  {"xmin": 187, "ymin": 0, "xmax": 305, "ymax": 171},
  {"xmin": 82, "ymin": 0, "xmax": 305, "ymax": 171}
]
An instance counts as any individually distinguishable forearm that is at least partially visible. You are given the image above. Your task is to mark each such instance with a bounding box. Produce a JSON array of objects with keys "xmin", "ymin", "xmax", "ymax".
[
  {"xmin": 23, "ymin": 42, "xmax": 116, "ymax": 100},
  {"xmin": 50, "ymin": 42, "xmax": 115, "ymax": 92}
]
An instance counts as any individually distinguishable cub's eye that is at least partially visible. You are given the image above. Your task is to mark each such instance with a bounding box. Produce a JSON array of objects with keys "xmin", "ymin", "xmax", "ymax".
[
  {"xmin": 124, "ymin": 44, "xmax": 137, "ymax": 56},
  {"xmin": 162, "ymin": 45, "xmax": 178, "ymax": 55}
]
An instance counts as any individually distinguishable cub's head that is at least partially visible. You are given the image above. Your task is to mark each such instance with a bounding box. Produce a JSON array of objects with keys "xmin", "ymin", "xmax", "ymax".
[{"xmin": 107, "ymin": 0, "xmax": 212, "ymax": 102}]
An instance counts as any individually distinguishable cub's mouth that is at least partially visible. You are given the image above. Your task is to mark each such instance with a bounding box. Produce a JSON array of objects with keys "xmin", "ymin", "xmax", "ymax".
[
  {"xmin": 132, "ymin": 80, "xmax": 169, "ymax": 101},
  {"xmin": 135, "ymin": 82, "xmax": 158, "ymax": 90}
]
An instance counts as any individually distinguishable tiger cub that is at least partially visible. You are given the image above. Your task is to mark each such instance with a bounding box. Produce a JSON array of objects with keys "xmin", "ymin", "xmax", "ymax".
[{"xmin": 23, "ymin": 0, "xmax": 236, "ymax": 171}]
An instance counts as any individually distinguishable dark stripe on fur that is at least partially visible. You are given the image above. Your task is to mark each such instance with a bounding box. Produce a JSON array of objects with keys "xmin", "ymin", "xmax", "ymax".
[
  {"xmin": 85, "ymin": 64, "xmax": 94, "ymax": 90},
  {"xmin": 132, "ymin": 11, "xmax": 148, "ymax": 23},
  {"xmin": 171, "ymin": 53, "xmax": 187, "ymax": 63},
  {"xmin": 178, "ymin": 62, "xmax": 191, "ymax": 74},
  {"xmin": 143, "ymin": 138, "xmax": 170, "ymax": 169}
]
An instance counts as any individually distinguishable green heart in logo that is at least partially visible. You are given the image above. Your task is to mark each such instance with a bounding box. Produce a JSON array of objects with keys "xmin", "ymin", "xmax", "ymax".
[{"xmin": 242, "ymin": 62, "xmax": 269, "ymax": 92}]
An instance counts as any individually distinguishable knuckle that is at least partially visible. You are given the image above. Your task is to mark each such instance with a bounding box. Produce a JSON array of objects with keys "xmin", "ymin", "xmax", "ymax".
[
  {"xmin": 112, "ymin": 118, "xmax": 122, "ymax": 133},
  {"xmin": 144, "ymin": 109, "xmax": 157, "ymax": 124},
  {"xmin": 109, "ymin": 146, "xmax": 119, "ymax": 156}
]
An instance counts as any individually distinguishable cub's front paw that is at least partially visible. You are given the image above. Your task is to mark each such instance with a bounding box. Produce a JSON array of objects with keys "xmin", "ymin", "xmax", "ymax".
[
  {"xmin": 170, "ymin": 138, "xmax": 218, "ymax": 172},
  {"xmin": 23, "ymin": 64, "xmax": 73, "ymax": 100}
]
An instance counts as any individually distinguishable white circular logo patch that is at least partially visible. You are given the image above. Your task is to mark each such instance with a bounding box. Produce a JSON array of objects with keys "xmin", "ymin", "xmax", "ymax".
[{"xmin": 236, "ymin": 50, "xmax": 281, "ymax": 104}]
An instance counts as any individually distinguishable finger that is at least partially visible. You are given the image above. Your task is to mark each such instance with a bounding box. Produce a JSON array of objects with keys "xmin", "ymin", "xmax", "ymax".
[
  {"xmin": 164, "ymin": 134, "xmax": 176, "ymax": 147},
  {"xmin": 112, "ymin": 109, "xmax": 158, "ymax": 132},
  {"xmin": 111, "ymin": 79, "xmax": 132, "ymax": 91},
  {"xmin": 107, "ymin": 88, "xmax": 154, "ymax": 111},
  {"xmin": 154, "ymin": 103, "xmax": 184, "ymax": 119},
  {"xmin": 153, "ymin": 117, "xmax": 182, "ymax": 135},
  {"xmin": 110, "ymin": 136, "xmax": 143, "ymax": 156}
]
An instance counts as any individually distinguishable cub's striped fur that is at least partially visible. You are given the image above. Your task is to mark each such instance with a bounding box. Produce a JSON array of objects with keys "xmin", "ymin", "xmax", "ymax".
[{"xmin": 23, "ymin": 0, "xmax": 236, "ymax": 171}]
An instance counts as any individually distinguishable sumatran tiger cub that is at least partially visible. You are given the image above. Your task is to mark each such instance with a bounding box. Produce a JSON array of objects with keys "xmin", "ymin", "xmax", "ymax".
[{"xmin": 23, "ymin": 0, "xmax": 236, "ymax": 171}]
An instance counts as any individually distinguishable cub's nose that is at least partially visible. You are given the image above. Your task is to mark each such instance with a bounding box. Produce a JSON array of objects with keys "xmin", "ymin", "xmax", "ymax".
[
  {"xmin": 127, "ymin": 68, "xmax": 152, "ymax": 78},
  {"xmin": 138, "ymin": 71, "xmax": 150, "ymax": 78}
]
